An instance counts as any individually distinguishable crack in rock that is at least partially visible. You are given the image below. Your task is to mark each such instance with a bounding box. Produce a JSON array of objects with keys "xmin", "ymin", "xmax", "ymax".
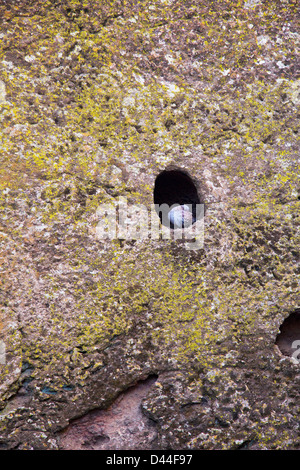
[{"xmin": 58, "ymin": 375, "xmax": 158, "ymax": 450}]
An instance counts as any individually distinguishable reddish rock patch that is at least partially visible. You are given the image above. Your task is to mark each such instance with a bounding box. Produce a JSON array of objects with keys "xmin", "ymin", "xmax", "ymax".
[{"xmin": 58, "ymin": 376, "xmax": 158, "ymax": 450}]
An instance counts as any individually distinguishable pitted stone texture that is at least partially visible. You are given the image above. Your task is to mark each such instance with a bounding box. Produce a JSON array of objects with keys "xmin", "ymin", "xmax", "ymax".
[{"xmin": 59, "ymin": 376, "xmax": 158, "ymax": 450}]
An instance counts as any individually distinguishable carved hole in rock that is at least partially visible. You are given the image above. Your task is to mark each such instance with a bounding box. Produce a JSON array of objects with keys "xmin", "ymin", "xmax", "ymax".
[
  {"xmin": 275, "ymin": 309, "xmax": 300, "ymax": 358},
  {"xmin": 153, "ymin": 168, "xmax": 201, "ymax": 228},
  {"xmin": 58, "ymin": 375, "xmax": 158, "ymax": 450}
]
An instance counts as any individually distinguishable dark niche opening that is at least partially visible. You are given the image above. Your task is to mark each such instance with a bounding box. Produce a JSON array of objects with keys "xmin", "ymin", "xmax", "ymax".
[
  {"xmin": 275, "ymin": 309, "xmax": 300, "ymax": 358},
  {"xmin": 153, "ymin": 168, "xmax": 202, "ymax": 228}
]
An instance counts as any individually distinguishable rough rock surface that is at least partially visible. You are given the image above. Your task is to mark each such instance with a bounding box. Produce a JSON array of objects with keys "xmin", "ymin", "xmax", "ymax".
[{"xmin": 0, "ymin": 0, "xmax": 299, "ymax": 450}]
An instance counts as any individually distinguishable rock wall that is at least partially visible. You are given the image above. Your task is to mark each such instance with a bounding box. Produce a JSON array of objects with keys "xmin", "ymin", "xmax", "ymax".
[{"xmin": 0, "ymin": 0, "xmax": 299, "ymax": 449}]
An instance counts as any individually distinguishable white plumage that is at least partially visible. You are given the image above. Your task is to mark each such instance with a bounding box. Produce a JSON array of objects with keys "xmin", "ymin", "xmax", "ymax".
[{"xmin": 168, "ymin": 204, "xmax": 195, "ymax": 229}]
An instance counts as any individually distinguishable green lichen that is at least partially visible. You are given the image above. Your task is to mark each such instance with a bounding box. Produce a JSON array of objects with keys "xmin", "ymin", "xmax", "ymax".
[{"xmin": 0, "ymin": 0, "xmax": 299, "ymax": 450}]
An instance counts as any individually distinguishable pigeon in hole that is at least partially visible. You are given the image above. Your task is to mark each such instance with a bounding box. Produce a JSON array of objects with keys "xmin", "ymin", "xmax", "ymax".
[{"xmin": 168, "ymin": 204, "xmax": 196, "ymax": 229}]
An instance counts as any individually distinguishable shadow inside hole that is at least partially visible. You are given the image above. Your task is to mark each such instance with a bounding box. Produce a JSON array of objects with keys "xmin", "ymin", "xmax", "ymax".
[
  {"xmin": 275, "ymin": 309, "xmax": 300, "ymax": 357},
  {"xmin": 153, "ymin": 168, "xmax": 202, "ymax": 228}
]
